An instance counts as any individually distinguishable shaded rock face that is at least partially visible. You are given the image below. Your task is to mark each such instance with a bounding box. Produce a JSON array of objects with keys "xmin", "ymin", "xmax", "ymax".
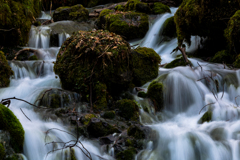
[
  {"xmin": 0, "ymin": 51, "xmax": 13, "ymax": 88},
  {"xmin": 53, "ymin": 4, "xmax": 89, "ymax": 22},
  {"xmin": 96, "ymin": 11, "xmax": 149, "ymax": 40},
  {"xmin": 0, "ymin": 0, "xmax": 41, "ymax": 46}
]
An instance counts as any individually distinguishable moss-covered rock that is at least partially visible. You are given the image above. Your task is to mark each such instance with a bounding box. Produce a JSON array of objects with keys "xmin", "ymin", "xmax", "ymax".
[
  {"xmin": 87, "ymin": 118, "xmax": 120, "ymax": 138},
  {"xmin": 132, "ymin": 47, "xmax": 161, "ymax": 86},
  {"xmin": 137, "ymin": 91, "xmax": 147, "ymax": 98},
  {"xmin": 0, "ymin": 51, "xmax": 13, "ymax": 88},
  {"xmin": 210, "ymin": 50, "xmax": 233, "ymax": 64},
  {"xmin": 80, "ymin": 114, "xmax": 96, "ymax": 125},
  {"xmin": 174, "ymin": 0, "xmax": 240, "ymax": 47},
  {"xmin": 93, "ymin": 82, "xmax": 108, "ymax": 111},
  {"xmin": 225, "ymin": 10, "xmax": 240, "ymax": 53},
  {"xmin": 54, "ymin": 30, "xmax": 132, "ymax": 104},
  {"xmin": 97, "ymin": 11, "xmax": 149, "ymax": 40},
  {"xmin": 116, "ymin": 147, "xmax": 136, "ymax": 160},
  {"xmin": 165, "ymin": 56, "xmax": 192, "ymax": 68},
  {"xmin": 115, "ymin": 5, "xmax": 124, "ymax": 11},
  {"xmin": 152, "ymin": 2, "xmax": 171, "ymax": 14},
  {"xmin": 124, "ymin": 0, "xmax": 151, "ymax": 13},
  {"xmin": 127, "ymin": 125, "xmax": 145, "ymax": 139},
  {"xmin": 115, "ymin": 99, "xmax": 139, "ymax": 120},
  {"xmin": 0, "ymin": 143, "xmax": 5, "ymax": 160},
  {"xmin": 28, "ymin": 55, "xmax": 38, "ymax": 60},
  {"xmin": 198, "ymin": 111, "xmax": 212, "ymax": 124},
  {"xmin": 53, "ymin": 4, "xmax": 89, "ymax": 22},
  {"xmin": 0, "ymin": 0, "xmax": 41, "ymax": 46},
  {"xmin": 162, "ymin": 17, "xmax": 177, "ymax": 38},
  {"xmin": 147, "ymin": 81, "xmax": 164, "ymax": 111},
  {"xmin": 0, "ymin": 104, "xmax": 24, "ymax": 153},
  {"xmin": 101, "ymin": 111, "xmax": 116, "ymax": 119}
]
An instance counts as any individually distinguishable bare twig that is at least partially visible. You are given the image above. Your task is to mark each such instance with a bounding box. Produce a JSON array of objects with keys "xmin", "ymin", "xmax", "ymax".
[
  {"xmin": 20, "ymin": 108, "xmax": 32, "ymax": 122},
  {"xmin": 199, "ymin": 102, "xmax": 215, "ymax": 114}
]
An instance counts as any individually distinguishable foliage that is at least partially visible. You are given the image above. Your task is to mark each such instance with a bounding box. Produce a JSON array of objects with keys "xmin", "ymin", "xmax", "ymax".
[
  {"xmin": 0, "ymin": 51, "xmax": 13, "ymax": 87},
  {"xmin": 0, "ymin": 104, "xmax": 25, "ymax": 153}
]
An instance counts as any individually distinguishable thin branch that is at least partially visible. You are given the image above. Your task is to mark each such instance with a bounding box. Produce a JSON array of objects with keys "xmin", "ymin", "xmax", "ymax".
[
  {"xmin": 199, "ymin": 102, "xmax": 215, "ymax": 114},
  {"xmin": 20, "ymin": 108, "xmax": 32, "ymax": 122}
]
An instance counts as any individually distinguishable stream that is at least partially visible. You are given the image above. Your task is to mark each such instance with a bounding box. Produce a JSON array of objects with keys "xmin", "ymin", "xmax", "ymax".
[{"xmin": 1, "ymin": 6, "xmax": 240, "ymax": 160}]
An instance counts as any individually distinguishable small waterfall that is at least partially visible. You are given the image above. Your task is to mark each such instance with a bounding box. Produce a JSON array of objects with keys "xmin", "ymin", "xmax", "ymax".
[
  {"xmin": 39, "ymin": 11, "xmax": 52, "ymax": 20},
  {"xmin": 59, "ymin": 33, "xmax": 70, "ymax": 47},
  {"xmin": 28, "ymin": 26, "xmax": 51, "ymax": 48}
]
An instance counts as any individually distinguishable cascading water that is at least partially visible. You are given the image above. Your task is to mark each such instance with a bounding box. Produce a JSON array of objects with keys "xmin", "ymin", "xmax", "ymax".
[
  {"xmin": 131, "ymin": 8, "xmax": 240, "ymax": 160},
  {"xmin": 0, "ymin": 11, "xmax": 112, "ymax": 160}
]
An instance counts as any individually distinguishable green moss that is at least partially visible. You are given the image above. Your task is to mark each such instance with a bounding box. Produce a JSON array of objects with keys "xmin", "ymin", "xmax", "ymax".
[
  {"xmin": 33, "ymin": 21, "xmax": 41, "ymax": 27},
  {"xmin": 93, "ymin": 83, "xmax": 107, "ymax": 111},
  {"xmin": 162, "ymin": 17, "xmax": 177, "ymax": 38},
  {"xmin": 0, "ymin": 143, "xmax": 5, "ymax": 160},
  {"xmin": 152, "ymin": 2, "xmax": 171, "ymax": 14},
  {"xmin": 116, "ymin": 147, "xmax": 136, "ymax": 160},
  {"xmin": 49, "ymin": 94, "xmax": 61, "ymax": 108},
  {"xmin": 199, "ymin": 111, "xmax": 212, "ymax": 124},
  {"xmin": 0, "ymin": 0, "xmax": 41, "ymax": 46},
  {"xmin": 103, "ymin": 11, "xmax": 149, "ymax": 40},
  {"xmin": 225, "ymin": 10, "xmax": 240, "ymax": 53},
  {"xmin": 165, "ymin": 56, "xmax": 192, "ymax": 68},
  {"xmin": 70, "ymin": 148, "xmax": 77, "ymax": 160},
  {"xmin": 0, "ymin": 51, "xmax": 14, "ymax": 87},
  {"xmin": 147, "ymin": 81, "xmax": 164, "ymax": 111},
  {"xmin": 115, "ymin": 99, "xmax": 139, "ymax": 120},
  {"xmin": 124, "ymin": 0, "xmax": 141, "ymax": 11},
  {"xmin": 81, "ymin": 114, "xmax": 96, "ymax": 125},
  {"xmin": 233, "ymin": 54, "xmax": 240, "ymax": 68},
  {"xmin": 54, "ymin": 30, "xmax": 132, "ymax": 103},
  {"xmin": 174, "ymin": 0, "xmax": 239, "ymax": 46},
  {"xmin": 210, "ymin": 50, "xmax": 233, "ymax": 64},
  {"xmin": 0, "ymin": 104, "xmax": 24, "ymax": 153},
  {"xmin": 137, "ymin": 91, "xmax": 147, "ymax": 98},
  {"xmin": 53, "ymin": 4, "xmax": 88, "ymax": 22},
  {"xmin": 115, "ymin": 5, "xmax": 124, "ymax": 11},
  {"xmin": 127, "ymin": 125, "xmax": 145, "ymax": 139},
  {"xmin": 28, "ymin": 55, "xmax": 38, "ymax": 60},
  {"xmin": 132, "ymin": 47, "xmax": 161, "ymax": 86},
  {"xmin": 102, "ymin": 111, "xmax": 115, "ymax": 119}
]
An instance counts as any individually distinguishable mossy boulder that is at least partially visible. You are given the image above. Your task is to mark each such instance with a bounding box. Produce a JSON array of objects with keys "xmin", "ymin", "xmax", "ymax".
[
  {"xmin": 152, "ymin": 2, "xmax": 171, "ymax": 14},
  {"xmin": 132, "ymin": 47, "xmax": 161, "ymax": 86},
  {"xmin": 0, "ymin": 51, "xmax": 13, "ymax": 87},
  {"xmin": 0, "ymin": 0, "xmax": 41, "ymax": 46},
  {"xmin": 137, "ymin": 91, "xmax": 147, "ymax": 98},
  {"xmin": 53, "ymin": 4, "xmax": 89, "ymax": 22},
  {"xmin": 97, "ymin": 11, "xmax": 149, "ymax": 40},
  {"xmin": 0, "ymin": 143, "xmax": 5, "ymax": 160},
  {"xmin": 54, "ymin": 30, "xmax": 132, "ymax": 105},
  {"xmin": 210, "ymin": 50, "xmax": 233, "ymax": 64},
  {"xmin": 147, "ymin": 81, "xmax": 164, "ymax": 111},
  {"xmin": 198, "ymin": 111, "xmax": 212, "ymax": 124},
  {"xmin": 127, "ymin": 124, "xmax": 151, "ymax": 139},
  {"xmin": 162, "ymin": 17, "xmax": 177, "ymax": 38},
  {"xmin": 115, "ymin": 99, "xmax": 139, "ymax": 120},
  {"xmin": 115, "ymin": 5, "xmax": 125, "ymax": 11},
  {"xmin": 116, "ymin": 147, "xmax": 136, "ymax": 160},
  {"xmin": 165, "ymin": 56, "xmax": 192, "ymax": 68},
  {"xmin": 101, "ymin": 111, "xmax": 116, "ymax": 119},
  {"xmin": 174, "ymin": 0, "xmax": 240, "ymax": 47},
  {"xmin": 87, "ymin": 118, "xmax": 120, "ymax": 138},
  {"xmin": 0, "ymin": 104, "xmax": 24, "ymax": 153},
  {"xmin": 80, "ymin": 114, "xmax": 96, "ymax": 125},
  {"xmin": 225, "ymin": 10, "xmax": 240, "ymax": 53}
]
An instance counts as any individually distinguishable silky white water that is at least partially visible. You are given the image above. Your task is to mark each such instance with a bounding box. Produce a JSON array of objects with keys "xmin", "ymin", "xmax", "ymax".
[
  {"xmin": 2, "ymin": 8, "xmax": 240, "ymax": 160},
  {"xmin": 133, "ymin": 8, "xmax": 240, "ymax": 160}
]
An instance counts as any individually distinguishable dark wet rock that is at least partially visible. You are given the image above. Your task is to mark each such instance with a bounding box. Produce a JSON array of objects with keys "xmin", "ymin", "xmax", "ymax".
[
  {"xmin": 99, "ymin": 135, "xmax": 116, "ymax": 145},
  {"xmin": 127, "ymin": 124, "xmax": 152, "ymax": 139},
  {"xmin": 165, "ymin": 56, "xmax": 192, "ymax": 68},
  {"xmin": 50, "ymin": 33, "xmax": 59, "ymax": 47},
  {"xmin": 137, "ymin": 91, "xmax": 147, "ymax": 98},
  {"xmin": 101, "ymin": 111, "xmax": 116, "ymax": 119},
  {"xmin": 0, "ymin": 51, "xmax": 13, "ymax": 87},
  {"xmin": 198, "ymin": 111, "xmax": 212, "ymax": 124},
  {"xmin": 115, "ymin": 99, "xmax": 139, "ymax": 121},
  {"xmin": 147, "ymin": 81, "xmax": 164, "ymax": 111}
]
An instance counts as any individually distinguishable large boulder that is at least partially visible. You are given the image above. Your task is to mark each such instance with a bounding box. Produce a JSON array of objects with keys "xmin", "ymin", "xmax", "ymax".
[
  {"xmin": 0, "ymin": 0, "xmax": 41, "ymax": 46},
  {"xmin": 132, "ymin": 47, "xmax": 161, "ymax": 86},
  {"xmin": 54, "ymin": 30, "xmax": 132, "ymax": 108},
  {"xmin": 152, "ymin": 2, "xmax": 171, "ymax": 14},
  {"xmin": 0, "ymin": 104, "xmax": 25, "ymax": 153},
  {"xmin": 53, "ymin": 4, "xmax": 89, "ymax": 22},
  {"xmin": 0, "ymin": 51, "xmax": 13, "ymax": 87},
  {"xmin": 96, "ymin": 10, "xmax": 149, "ymax": 40},
  {"xmin": 124, "ymin": 0, "xmax": 151, "ymax": 14},
  {"xmin": 174, "ymin": 0, "xmax": 240, "ymax": 47}
]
